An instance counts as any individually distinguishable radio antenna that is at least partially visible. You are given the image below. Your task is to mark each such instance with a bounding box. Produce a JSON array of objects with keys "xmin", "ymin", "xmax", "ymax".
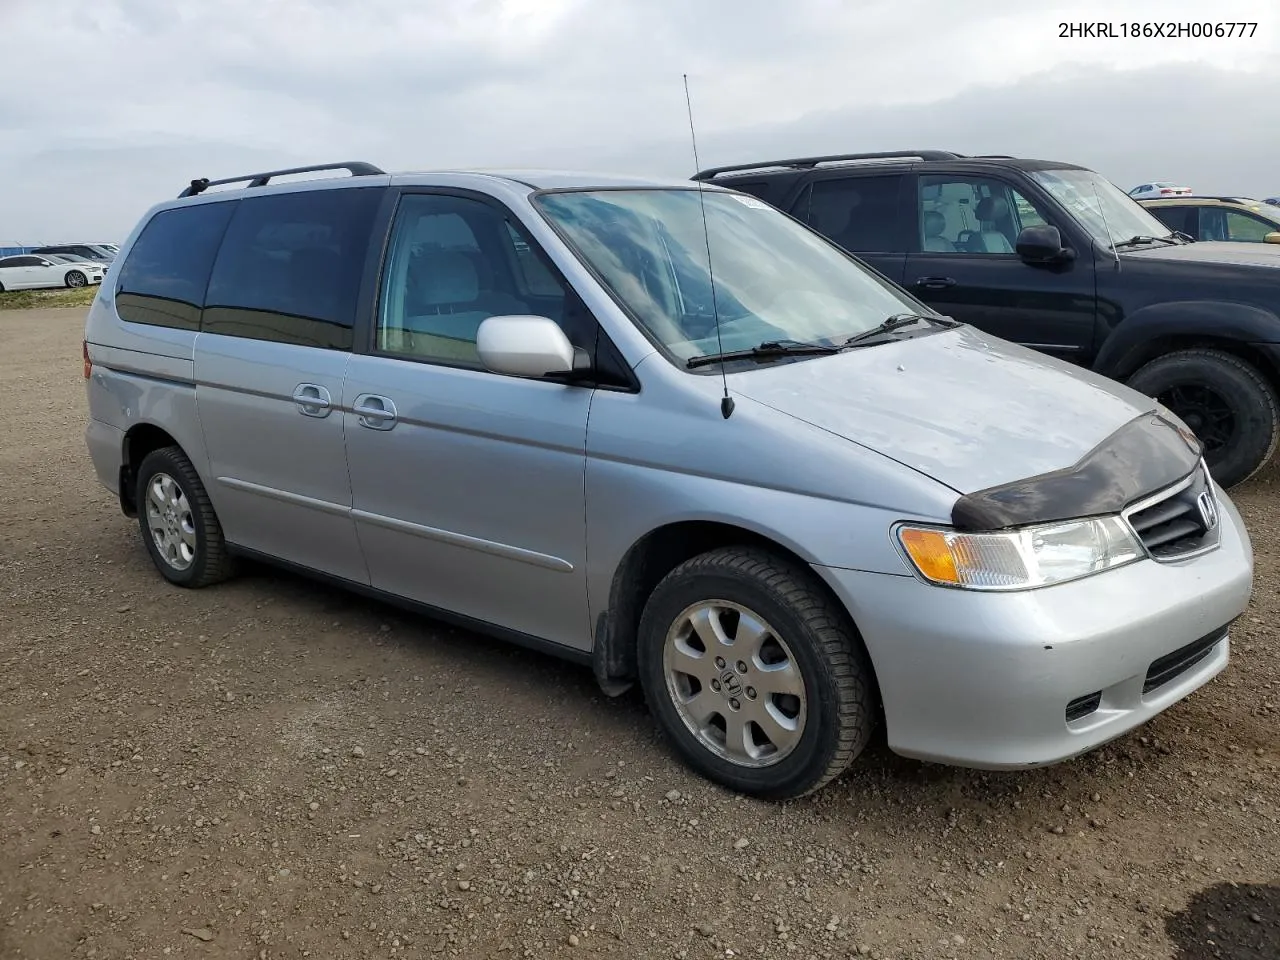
[{"xmin": 683, "ymin": 72, "xmax": 734, "ymax": 419}]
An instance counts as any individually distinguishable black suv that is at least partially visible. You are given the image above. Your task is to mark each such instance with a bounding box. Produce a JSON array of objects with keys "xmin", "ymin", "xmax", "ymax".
[{"xmin": 693, "ymin": 150, "xmax": 1280, "ymax": 487}]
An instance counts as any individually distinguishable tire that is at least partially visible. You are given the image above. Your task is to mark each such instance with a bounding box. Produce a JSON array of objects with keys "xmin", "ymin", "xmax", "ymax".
[
  {"xmin": 636, "ymin": 546, "xmax": 877, "ymax": 801},
  {"xmin": 65, "ymin": 270, "xmax": 87, "ymax": 288},
  {"xmin": 1125, "ymin": 348, "xmax": 1280, "ymax": 488},
  {"xmin": 135, "ymin": 446, "xmax": 234, "ymax": 588}
]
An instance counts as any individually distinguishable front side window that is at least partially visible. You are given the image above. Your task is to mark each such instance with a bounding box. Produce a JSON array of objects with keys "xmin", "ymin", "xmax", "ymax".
[
  {"xmin": 114, "ymin": 201, "xmax": 236, "ymax": 330},
  {"xmin": 203, "ymin": 187, "xmax": 383, "ymax": 349},
  {"xmin": 916, "ymin": 176, "xmax": 1051, "ymax": 255},
  {"xmin": 1201, "ymin": 207, "xmax": 1278, "ymax": 242},
  {"xmin": 535, "ymin": 188, "xmax": 926, "ymax": 366},
  {"xmin": 376, "ymin": 193, "xmax": 593, "ymax": 369},
  {"xmin": 1030, "ymin": 168, "xmax": 1176, "ymax": 249}
]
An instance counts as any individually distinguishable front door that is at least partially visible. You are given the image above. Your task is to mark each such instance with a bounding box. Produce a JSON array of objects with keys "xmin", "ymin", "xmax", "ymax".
[
  {"xmin": 903, "ymin": 173, "xmax": 1098, "ymax": 362},
  {"xmin": 193, "ymin": 185, "xmax": 385, "ymax": 583},
  {"xmin": 342, "ymin": 189, "xmax": 596, "ymax": 651}
]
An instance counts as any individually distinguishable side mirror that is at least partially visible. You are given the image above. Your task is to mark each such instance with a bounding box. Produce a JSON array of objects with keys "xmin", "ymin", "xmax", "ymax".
[
  {"xmin": 476, "ymin": 315, "xmax": 591, "ymax": 380},
  {"xmin": 1264, "ymin": 232, "xmax": 1280, "ymax": 245},
  {"xmin": 1016, "ymin": 224, "xmax": 1073, "ymax": 263}
]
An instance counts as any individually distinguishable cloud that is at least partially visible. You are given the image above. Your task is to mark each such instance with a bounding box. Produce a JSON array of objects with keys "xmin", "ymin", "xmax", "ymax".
[{"xmin": 0, "ymin": 0, "xmax": 1276, "ymax": 239}]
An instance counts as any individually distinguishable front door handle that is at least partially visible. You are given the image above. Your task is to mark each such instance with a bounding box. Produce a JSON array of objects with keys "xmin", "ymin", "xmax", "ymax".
[
  {"xmin": 913, "ymin": 276, "xmax": 957, "ymax": 290},
  {"xmin": 353, "ymin": 393, "xmax": 397, "ymax": 431},
  {"xmin": 292, "ymin": 383, "xmax": 332, "ymax": 418}
]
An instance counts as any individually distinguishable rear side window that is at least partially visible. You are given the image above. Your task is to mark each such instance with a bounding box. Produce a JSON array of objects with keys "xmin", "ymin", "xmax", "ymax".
[
  {"xmin": 202, "ymin": 187, "xmax": 383, "ymax": 350},
  {"xmin": 792, "ymin": 175, "xmax": 907, "ymax": 253},
  {"xmin": 114, "ymin": 202, "xmax": 235, "ymax": 330},
  {"xmin": 1147, "ymin": 205, "xmax": 1193, "ymax": 234}
]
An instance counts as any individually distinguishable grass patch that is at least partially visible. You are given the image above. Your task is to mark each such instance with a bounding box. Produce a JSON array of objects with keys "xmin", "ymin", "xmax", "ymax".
[{"xmin": 0, "ymin": 285, "xmax": 100, "ymax": 311}]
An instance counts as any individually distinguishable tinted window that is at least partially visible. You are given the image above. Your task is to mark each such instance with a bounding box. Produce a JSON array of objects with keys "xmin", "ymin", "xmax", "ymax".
[
  {"xmin": 793, "ymin": 175, "xmax": 905, "ymax": 252},
  {"xmin": 917, "ymin": 175, "xmax": 1053, "ymax": 254},
  {"xmin": 1147, "ymin": 205, "xmax": 1193, "ymax": 233},
  {"xmin": 203, "ymin": 187, "xmax": 383, "ymax": 349},
  {"xmin": 115, "ymin": 202, "xmax": 236, "ymax": 330},
  {"xmin": 377, "ymin": 193, "xmax": 590, "ymax": 370}
]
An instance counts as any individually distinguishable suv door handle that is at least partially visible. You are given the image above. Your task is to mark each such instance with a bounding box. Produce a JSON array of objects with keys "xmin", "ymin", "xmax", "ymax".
[
  {"xmin": 353, "ymin": 393, "xmax": 397, "ymax": 431},
  {"xmin": 913, "ymin": 276, "xmax": 957, "ymax": 290},
  {"xmin": 292, "ymin": 383, "xmax": 332, "ymax": 418}
]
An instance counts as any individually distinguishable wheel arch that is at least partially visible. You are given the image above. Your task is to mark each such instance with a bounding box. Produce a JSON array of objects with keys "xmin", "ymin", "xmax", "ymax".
[
  {"xmin": 590, "ymin": 519, "xmax": 880, "ymax": 701},
  {"xmin": 119, "ymin": 422, "xmax": 183, "ymax": 517}
]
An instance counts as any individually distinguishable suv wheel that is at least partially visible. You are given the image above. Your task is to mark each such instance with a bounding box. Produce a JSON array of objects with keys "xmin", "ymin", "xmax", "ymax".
[
  {"xmin": 136, "ymin": 446, "xmax": 235, "ymax": 588},
  {"xmin": 637, "ymin": 546, "xmax": 877, "ymax": 800},
  {"xmin": 1126, "ymin": 349, "xmax": 1279, "ymax": 487}
]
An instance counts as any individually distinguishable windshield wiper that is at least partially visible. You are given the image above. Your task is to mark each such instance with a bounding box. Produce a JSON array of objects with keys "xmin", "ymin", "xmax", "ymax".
[
  {"xmin": 840, "ymin": 312, "xmax": 961, "ymax": 348},
  {"xmin": 686, "ymin": 339, "xmax": 840, "ymax": 369},
  {"xmin": 1113, "ymin": 234, "xmax": 1179, "ymax": 249}
]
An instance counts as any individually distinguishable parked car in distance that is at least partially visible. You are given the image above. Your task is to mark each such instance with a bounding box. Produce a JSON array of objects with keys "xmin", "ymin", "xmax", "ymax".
[
  {"xmin": 1128, "ymin": 181, "xmax": 1193, "ymax": 199},
  {"xmin": 31, "ymin": 243, "xmax": 116, "ymax": 263},
  {"xmin": 1140, "ymin": 196, "xmax": 1280, "ymax": 244},
  {"xmin": 1264, "ymin": 198, "xmax": 1280, "ymax": 207},
  {"xmin": 693, "ymin": 150, "xmax": 1280, "ymax": 487},
  {"xmin": 0, "ymin": 253, "xmax": 104, "ymax": 290},
  {"xmin": 83, "ymin": 160, "xmax": 1253, "ymax": 800}
]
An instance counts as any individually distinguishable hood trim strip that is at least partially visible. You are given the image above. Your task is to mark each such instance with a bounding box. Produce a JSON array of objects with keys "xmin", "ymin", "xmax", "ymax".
[{"xmin": 951, "ymin": 413, "xmax": 1201, "ymax": 531}]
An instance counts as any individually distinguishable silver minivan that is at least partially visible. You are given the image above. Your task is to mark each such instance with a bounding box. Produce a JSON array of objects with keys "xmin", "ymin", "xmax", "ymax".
[{"xmin": 84, "ymin": 162, "xmax": 1254, "ymax": 799}]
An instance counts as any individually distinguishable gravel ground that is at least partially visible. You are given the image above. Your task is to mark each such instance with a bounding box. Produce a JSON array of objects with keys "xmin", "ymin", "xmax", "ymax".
[{"xmin": 2, "ymin": 307, "xmax": 1278, "ymax": 960}]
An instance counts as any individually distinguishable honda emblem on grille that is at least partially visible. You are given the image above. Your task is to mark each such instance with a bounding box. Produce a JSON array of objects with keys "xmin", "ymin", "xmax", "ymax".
[{"xmin": 1196, "ymin": 491, "xmax": 1219, "ymax": 531}]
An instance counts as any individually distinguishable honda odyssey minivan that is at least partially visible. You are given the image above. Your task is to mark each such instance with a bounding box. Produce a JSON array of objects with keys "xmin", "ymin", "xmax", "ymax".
[{"xmin": 83, "ymin": 162, "xmax": 1254, "ymax": 799}]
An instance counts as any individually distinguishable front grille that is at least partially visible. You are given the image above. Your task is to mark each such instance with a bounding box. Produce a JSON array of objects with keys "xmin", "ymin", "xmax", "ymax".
[
  {"xmin": 1065, "ymin": 691, "xmax": 1102, "ymax": 723},
  {"xmin": 1143, "ymin": 627, "xmax": 1228, "ymax": 694},
  {"xmin": 1124, "ymin": 464, "xmax": 1220, "ymax": 560}
]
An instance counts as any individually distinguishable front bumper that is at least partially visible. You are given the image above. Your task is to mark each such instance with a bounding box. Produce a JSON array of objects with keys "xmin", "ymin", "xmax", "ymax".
[{"xmin": 814, "ymin": 489, "xmax": 1254, "ymax": 769}]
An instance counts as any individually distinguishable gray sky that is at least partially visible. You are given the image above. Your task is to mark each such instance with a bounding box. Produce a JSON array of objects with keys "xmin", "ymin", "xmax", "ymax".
[{"xmin": 1, "ymin": 0, "xmax": 1276, "ymax": 242}]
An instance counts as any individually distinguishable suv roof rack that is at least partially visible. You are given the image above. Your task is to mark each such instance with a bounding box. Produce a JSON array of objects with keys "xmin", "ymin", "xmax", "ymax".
[
  {"xmin": 178, "ymin": 161, "xmax": 386, "ymax": 198},
  {"xmin": 692, "ymin": 150, "xmax": 964, "ymax": 180}
]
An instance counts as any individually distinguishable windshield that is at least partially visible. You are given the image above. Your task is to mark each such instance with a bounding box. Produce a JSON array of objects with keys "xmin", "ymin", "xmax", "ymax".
[
  {"xmin": 534, "ymin": 188, "xmax": 929, "ymax": 365},
  {"xmin": 1031, "ymin": 169, "xmax": 1177, "ymax": 247}
]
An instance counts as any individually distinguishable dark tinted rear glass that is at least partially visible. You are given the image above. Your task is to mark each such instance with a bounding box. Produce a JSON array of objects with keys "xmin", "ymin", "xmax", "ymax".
[
  {"xmin": 114, "ymin": 202, "xmax": 236, "ymax": 330},
  {"xmin": 1146, "ymin": 205, "xmax": 1192, "ymax": 233},
  {"xmin": 794, "ymin": 175, "xmax": 906, "ymax": 252},
  {"xmin": 202, "ymin": 187, "xmax": 383, "ymax": 350}
]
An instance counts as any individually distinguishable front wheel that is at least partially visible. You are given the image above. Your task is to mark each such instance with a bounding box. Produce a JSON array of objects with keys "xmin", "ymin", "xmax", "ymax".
[
  {"xmin": 1126, "ymin": 348, "xmax": 1279, "ymax": 487},
  {"xmin": 637, "ymin": 546, "xmax": 877, "ymax": 800},
  {"xmin": 65, "ymin": 270, "xmax": 87, "ymax": 288}
]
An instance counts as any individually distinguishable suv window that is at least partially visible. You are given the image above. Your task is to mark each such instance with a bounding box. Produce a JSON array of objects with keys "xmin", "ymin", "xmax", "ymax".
[
  {"xmin": 203, "ymin": 187, "xmax": 383, "ymax": 349},
  {"xmin": 792, "ymin": 175, "xmax": 906, "ymax": 252},
  {"xmin": 1146, "ymin": 205, "xmax": 1194, "ymax": 234},
  {"xmin": 917, "ymin": 175, "xmax": 1051, "ymax": 254},
  {"xmin": 376, "ymin": 193, "xmax": 593, "ymax": 370},
  {"xmin": 114, "ymin": 202, "xmax": 236, "ymax": 330},
  {"xmin": 1201, "ymin": 207, "xmax": 1276, "ymax": 242}
]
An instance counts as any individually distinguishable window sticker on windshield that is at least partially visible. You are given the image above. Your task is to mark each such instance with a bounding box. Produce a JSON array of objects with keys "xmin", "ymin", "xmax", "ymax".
[{"xmin": 730, "ymin": 195, "xmax": 770, "ymax": 209}]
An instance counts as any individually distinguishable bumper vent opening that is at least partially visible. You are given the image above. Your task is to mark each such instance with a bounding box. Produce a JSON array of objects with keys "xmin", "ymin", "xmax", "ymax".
[
  {"xmin": 1065, "ymin": 691, "xmax": 1102, "ymax": 723},
  {"xmin": 1144, "ymin": 627, "xmax": 1228, "ymax": 695}
]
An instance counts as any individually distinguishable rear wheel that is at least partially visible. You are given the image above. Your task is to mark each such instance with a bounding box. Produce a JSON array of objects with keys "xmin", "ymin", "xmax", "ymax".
[
  {"xmin": 637, "ymin": 546, "xmax": 877, "ymax": 800},
  {"xmin": 1126, "ymin": 348, "xmax": 1279, "ymax": 487},
  {"xmin": 135, "ymin": 446, "xmax": 234, "ymax": 588},
  {"xmin": 65, "ymin": 270, "xmax": 87, "ymax": 288}
]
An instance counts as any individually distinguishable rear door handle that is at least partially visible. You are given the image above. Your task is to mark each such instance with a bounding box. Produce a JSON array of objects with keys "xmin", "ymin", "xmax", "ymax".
[
  {"xmin": 292, "ymin": 383, "xmax": 332, "ymax": 418},
  {"xmin": 353, "ymin": 393, "xmax": 397, "ymax": 431},
  {"xmin": 913, "ymin": 276, "xmax": 957, "ymax": 290}
]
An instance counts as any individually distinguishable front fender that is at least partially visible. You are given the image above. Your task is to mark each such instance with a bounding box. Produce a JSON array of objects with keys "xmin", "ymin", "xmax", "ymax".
[{"xmin": 1094, "ymin": 300, "xmax": 1280, "ymax": 379}]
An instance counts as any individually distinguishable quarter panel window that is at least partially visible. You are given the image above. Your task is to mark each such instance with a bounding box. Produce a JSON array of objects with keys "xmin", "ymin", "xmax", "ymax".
[
  {"xmin": 202, "ymin": 187, "xmax": 383, "ymax": 349},
  {"xmin": 376, "ymin": 193, "xmax": 593, "ymax": 370},
  {"xmin": 114, "ymin": 201, "xmax": 236, "ymax": 330},
  {"xmin": 917, "ymin": 175, "xmax": 1052, "ymax": 254}
]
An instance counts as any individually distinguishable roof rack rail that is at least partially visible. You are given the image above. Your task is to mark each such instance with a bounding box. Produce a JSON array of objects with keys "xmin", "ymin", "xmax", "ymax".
[
  {"xmin": 692, "ymin": 150, "xmax": 963, "ymax": 180},
  {"xmin": 178, "ymin": 161, "xmax": 386, "ymax": 198}
]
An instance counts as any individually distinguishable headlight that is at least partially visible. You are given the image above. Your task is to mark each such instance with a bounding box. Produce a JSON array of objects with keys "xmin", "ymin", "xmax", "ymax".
[{"xmin": 896, "ymin": 517, "xmax": 1145, "ymax": 590}]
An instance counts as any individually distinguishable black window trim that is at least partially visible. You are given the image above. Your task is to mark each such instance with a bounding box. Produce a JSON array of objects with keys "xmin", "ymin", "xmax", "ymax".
[{"xmin": 358, "ymin": 184, "xmax": 640, "ymax": 393}]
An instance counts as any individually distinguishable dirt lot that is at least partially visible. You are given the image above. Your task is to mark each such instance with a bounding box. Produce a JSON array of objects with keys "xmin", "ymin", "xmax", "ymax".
[{"xmin": 2, "ymin": 306, "xmax": 1278, "ymax": 960}]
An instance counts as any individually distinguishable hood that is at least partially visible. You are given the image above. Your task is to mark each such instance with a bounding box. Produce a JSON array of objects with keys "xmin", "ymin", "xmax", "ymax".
[
  {"xmin": 1121, "ymin": 239, "xmax": 1280, "ymax": 268},
  {"xmin": 728, "ymin": 325, "xmax": 1159, "ymax": 494}
]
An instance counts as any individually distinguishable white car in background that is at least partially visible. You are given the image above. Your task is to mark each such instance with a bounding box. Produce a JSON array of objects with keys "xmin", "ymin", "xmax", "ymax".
[
  {"xmin": 1128, "ymin": 181, "xmax": 1193, "ymax": 200},
  {"xmin": 0, "ymin": 253, "xmax": 105, "ymax": 291}
]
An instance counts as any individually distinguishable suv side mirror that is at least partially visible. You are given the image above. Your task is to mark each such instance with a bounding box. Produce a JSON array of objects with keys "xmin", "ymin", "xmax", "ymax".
[
  {"xmin": 476, "ymin": 315, "xmax": 591, "ymax": 380},
  {"xmin": 1016, "ymin": 224, "xmax": 1073, "ymax": 263},
  {"xmin": 1264, "ymin": 231, "xmax": 1280, "ymax": 245}
]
